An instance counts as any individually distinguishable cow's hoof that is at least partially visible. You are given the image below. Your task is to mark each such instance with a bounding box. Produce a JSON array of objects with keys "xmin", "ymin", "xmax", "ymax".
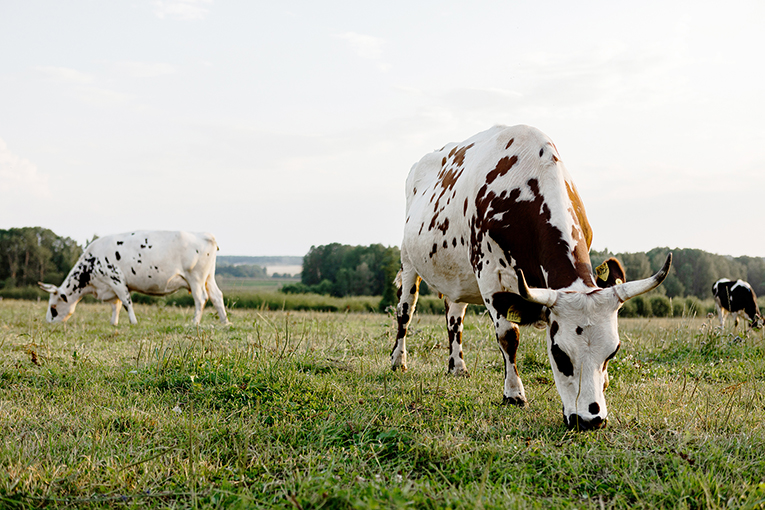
[
  {"xmin": 502, "ymin": 395, "xmax": 528, "ymax": 407},
  {"xmin": 447, "ymin": 369, "xmax": 470, "ymax": 377},
  {"xmin": 391, "ymin": 364, "xmax": 408, "ymax": 372}
]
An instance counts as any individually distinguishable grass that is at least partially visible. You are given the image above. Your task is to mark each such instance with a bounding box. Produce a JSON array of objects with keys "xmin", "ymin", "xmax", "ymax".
[{"xmin": 2, "ymin": 300, "xmax": 765, "ymax": 509}]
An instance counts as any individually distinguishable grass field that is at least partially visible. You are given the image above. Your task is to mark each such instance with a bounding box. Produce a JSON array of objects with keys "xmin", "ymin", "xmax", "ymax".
[{"xmin": 2, "ymin": 300, "xmax": 765, "ymax": 509}]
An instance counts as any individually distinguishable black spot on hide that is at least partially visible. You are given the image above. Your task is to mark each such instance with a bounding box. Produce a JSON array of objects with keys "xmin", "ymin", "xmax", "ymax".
[
  {"xmin": 551, "ymin": 342, "xmax": 573, "ymax": 377},
  {"xmin": 115, "ymin": 251, "xmax": 121, "ymax": 261}
]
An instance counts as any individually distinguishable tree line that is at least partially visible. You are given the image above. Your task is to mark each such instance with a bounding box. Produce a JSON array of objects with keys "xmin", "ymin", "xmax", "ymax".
[
  {"xmin": 215, "ymin": 264, "xmax": 268, "ymax": 278},
  {"xmin": 287, "ymin": 243, "xmax": 765, "ymax": 304},
  {"xmin": 0, "ymin": 227, "xmax": 82, "ymax": 289},
  {"xmin": 590, "ymin": 247, "xmax": 765, "ymax": 299},
  {"xmin": 2, "ymin": 227, "xmax": 764, "ymax": 310},
  {"xmin": 281, "ymin": 243, "xmax": 401, "ymax": 310}
]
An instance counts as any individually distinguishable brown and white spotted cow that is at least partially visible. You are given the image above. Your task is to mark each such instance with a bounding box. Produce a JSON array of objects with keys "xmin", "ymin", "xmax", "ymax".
[{"xmin": 392, "ymin": 125, "xmax": 671, "ymax": 430}]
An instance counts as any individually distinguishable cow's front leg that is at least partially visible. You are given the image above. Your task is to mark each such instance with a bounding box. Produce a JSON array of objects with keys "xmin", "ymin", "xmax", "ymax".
[
  {"xmin": 485, "ymin": 304, "xmax": 527, "ymax": 406},
  {"xmin": 109, "ymin": 298, "xmax": 121, "ymax": 326},
  {"xmin": 391, "ymin": 269, "xmax": 421, "ymax": 372},
  {"xmin": 445, "ymin": 298, "xmax": 469, "ymax": 376}
]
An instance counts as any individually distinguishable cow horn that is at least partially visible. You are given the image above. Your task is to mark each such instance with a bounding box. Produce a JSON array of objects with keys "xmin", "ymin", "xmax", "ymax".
[
  {"xmin": 613, "ymin": 253, "xmax": 672, "ymax": 302},
  {"xmin": 516, "ymin": 269, "xmax": 558, "ymax": 307},
  {"xmin": 38, "ymin": 282, "xmax": 58, "ymax": 294}
]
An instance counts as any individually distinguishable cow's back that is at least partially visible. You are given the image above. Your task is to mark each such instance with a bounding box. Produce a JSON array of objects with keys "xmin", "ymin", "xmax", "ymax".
[
  {"xmin": 90, "ymin": 231, "xmax": 218, "ymax": 294},
  {"xmin": 402, "ymin": 125, "xmax": 593, "ymax": 302}
]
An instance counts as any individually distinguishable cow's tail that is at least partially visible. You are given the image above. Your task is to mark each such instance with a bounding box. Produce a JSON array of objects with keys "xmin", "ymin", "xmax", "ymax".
[{"xmin": 394, "ymin": 269, "xmax": 403, "ymax": 289}]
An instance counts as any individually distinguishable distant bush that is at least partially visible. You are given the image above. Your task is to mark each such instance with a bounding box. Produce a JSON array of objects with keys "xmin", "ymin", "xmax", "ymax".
[
  {"xmin": 619, "ymin": 300, "xmax": 637, "ymax": 318},
  {"xmin": 0, "ymin": 287, "xmax": 47, "ymax": 300},
  {"xmin": 649, "ymin": 295, "xmax": 672, "ymax": 317},
  {"xmin": 672, "ymin": 299, "xmax": 686, "ymax": 317}
]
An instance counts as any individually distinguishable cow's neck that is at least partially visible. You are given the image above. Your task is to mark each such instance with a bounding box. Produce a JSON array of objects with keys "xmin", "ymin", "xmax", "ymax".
[
  {"xmin": 486, "ymin": 219, "xmax": 594, "ymax": 291},
  {"xmin": 474, "ymin": 178, "xmax": 595, "ymax": 291},
  {"xmin": 62, "ymin": 258, "xmax": 97, "ymax": 300}
]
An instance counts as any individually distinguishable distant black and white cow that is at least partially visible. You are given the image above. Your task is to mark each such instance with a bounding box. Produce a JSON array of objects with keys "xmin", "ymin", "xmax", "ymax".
[
  {"xmin": 393, "ymin": 125, "xmax": 671, "ymax": 431},
  {"xmin": 39, "ymin": 231, "xmax": 228, "ymax": 325},
  {"xmin": 712, "ymin": 278, "xmax": 762, "ymax": 330}
]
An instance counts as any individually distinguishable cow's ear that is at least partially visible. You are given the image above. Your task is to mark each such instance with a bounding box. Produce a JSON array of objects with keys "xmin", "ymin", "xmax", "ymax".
[
  {"xmin": 595, "ymin": 258, "xmax": 627, "ymax": 288},
  {"xmin": 614, "ymin": 253, "xmax": 672, "ymax": 302},
  {"xmin": 38, "ymin": 282, "xmax": 58, "ymax": 294}
]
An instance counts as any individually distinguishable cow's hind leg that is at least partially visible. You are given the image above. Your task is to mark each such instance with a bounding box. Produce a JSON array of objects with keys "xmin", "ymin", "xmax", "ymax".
[
  {"xmin": 206, "ymin": 274, "xmax": 229, "ymax": 324},
  {"xmin": 109, "ymin": 298, "xmax": 121, "ymax": 326},
  {"xmin": 110, "ymin": 284, "xmax": 137, "ymax": 325},
  {"xmin": 445, "ymin": 298, "xmax": 469, "ymax": 376},
  {"xmin": 391, "ymin": 269, "xmax": 421, "ymax": 372},
  {"xmin": 484, "ymin": 300, "xmax": 527, "ymax": 406}
]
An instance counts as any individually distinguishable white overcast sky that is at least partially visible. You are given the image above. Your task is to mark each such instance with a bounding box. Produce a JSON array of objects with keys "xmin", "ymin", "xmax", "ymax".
[{"xmin": 1, "ymin": 0, "xmax": 764, "ymax": 257}]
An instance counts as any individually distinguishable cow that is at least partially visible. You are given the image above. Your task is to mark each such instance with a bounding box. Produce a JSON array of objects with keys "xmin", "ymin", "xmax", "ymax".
[
  {"xmin": 392, "ymin": 124, "xmax": 671, "ymax": 431},
  {"xmin": 712, "ymin": 278, "xmax": 762, "ymax": 330},
  {"xmin": 38, "ymin": 231, "xmax": 228, "ymax": 326}
]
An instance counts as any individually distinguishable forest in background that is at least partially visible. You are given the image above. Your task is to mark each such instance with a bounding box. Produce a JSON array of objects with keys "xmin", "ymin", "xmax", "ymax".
[{"xmin": 1, "ymin": 227, "xmax": 764, "ymax": 316}]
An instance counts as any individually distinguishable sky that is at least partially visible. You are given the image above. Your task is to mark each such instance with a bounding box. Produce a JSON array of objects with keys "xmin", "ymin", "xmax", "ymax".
[{"xmin": 1, "ymin": 0, "xmax": 764, "ymax": 258}]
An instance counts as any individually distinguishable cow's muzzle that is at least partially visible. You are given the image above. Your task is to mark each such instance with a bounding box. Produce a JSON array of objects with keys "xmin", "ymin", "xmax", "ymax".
[{"xmin": 565, "ymin": 413, "xmax": 607, "ymax": 432}]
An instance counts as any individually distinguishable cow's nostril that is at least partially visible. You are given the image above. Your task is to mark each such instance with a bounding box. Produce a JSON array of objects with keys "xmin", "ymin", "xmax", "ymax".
[
  {"xmin": 588, "ymin": 402, "xmax": 600, "ymax": 415},
  {"xmin": 565, "ymin": 414, "xmax": 607, "ymax": 432}
]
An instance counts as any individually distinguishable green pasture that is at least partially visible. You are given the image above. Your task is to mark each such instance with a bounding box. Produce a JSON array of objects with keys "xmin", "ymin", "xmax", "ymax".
[{"xmin": 1, "ymin": 299, "xmax": 765, "ymax": 509}]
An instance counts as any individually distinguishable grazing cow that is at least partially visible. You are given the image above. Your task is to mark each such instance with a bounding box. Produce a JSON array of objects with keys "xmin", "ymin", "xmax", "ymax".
[
  {"xmin": 393, "ymin": 125, "xmax": 671, "ymax": 431},
  {"xmin": 39, "ymin": 231, "xmax": 228, "ymax": 325},
  {"xmin": 712, "ymin": 278, "xmax": 762, "ymax": 330}
]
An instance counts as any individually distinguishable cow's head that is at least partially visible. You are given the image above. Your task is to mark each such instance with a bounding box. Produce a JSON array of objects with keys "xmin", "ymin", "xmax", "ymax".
[
  {"xmin": 517, "ymin": 253, "xmax": 672, "ymax": 431},
  {"xmin": 38, "ymin": 282, "xmax": 77, "ymax": 323}
]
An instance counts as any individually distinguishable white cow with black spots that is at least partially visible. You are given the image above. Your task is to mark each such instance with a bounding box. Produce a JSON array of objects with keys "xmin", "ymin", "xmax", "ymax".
[
  {"xmin": 392, "ymin": 125, "xmax": 672, "ymax": 430},
  {"xmin": 39, "ymin": 231, "xmax": 228, "ymax": 325}
]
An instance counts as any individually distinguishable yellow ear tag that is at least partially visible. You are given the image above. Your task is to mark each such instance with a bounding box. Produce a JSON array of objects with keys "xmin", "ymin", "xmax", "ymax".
[
  {"xmin": 506, "ymin": 308, "xmax": 522, "ymax": 323},
  {"xmin": 615, "ymin": 278, "xmax": 623, "ymax": 285},
  {"xmin": 596, "ymin": 262, "xmax": 610, "ymax": 281}
]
